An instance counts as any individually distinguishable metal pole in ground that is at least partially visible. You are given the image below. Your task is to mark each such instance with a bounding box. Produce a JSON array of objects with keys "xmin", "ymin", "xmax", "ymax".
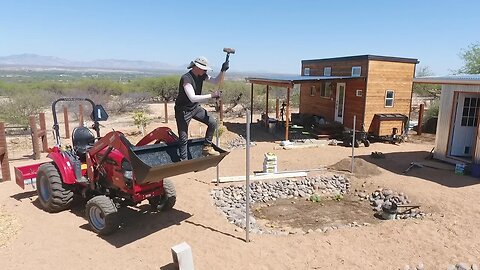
[
  {"xmin": 351, "ymin": 115, "xmax": 356, "ymax": 173},
  {"xmin": 245, "ymin": 109, "xmax": 251, "ymax": 243},
  {"xmin": 216, "ymin": 124, "xmax": 220, "ymax": 186}
]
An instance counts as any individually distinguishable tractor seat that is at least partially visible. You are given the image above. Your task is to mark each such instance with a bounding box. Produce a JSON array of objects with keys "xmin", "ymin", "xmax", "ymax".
[{"xmin": 72, "ymin": 126, "xmax": 95, "ymax": 161}]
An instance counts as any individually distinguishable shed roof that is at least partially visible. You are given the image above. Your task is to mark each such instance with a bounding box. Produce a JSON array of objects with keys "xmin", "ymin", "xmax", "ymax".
[
  {"xmin": 302, "ymin": 55, "xmax": 419, "ymax": 65},
  {"xmin": 414, "ymin": 74, "xmax": 480, "ymax": 85},
  {"xmin": 246, "ymin": 75, "xmax": 363, "ymax": 88}
]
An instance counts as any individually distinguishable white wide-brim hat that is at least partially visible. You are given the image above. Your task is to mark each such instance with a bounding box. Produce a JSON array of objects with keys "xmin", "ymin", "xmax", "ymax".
[{"xmin": 188, "ymin": 56, "xmax": 213, "ymax": 70}]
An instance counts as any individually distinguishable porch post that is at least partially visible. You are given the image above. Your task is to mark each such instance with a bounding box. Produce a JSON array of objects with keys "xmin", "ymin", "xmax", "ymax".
[
  {"xmin": 250, "ymin": 83, "xmax": 254, "ymax": 122},
  {"xmin": 285, "ymin": 87, "xmax": 290, "ymax": 141}
]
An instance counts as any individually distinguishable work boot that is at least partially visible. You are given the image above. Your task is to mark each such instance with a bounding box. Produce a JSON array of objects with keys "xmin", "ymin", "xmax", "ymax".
[{"xmin": 202, "ymin": 144, "xmax": 220, "ymax": 156}]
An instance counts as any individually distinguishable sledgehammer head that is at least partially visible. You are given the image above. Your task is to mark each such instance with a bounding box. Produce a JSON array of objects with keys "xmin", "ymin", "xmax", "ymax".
[{"xmin": 223, "ymin": 48, "xmax": 235, "ymax": 54}]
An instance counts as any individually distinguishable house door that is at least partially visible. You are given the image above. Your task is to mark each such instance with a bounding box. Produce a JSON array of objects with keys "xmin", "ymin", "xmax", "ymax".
[
  {"xmin": 450, "ymin": 93, "xmax": 480, "ymax": 157},
  {"xmin": 335, "ymin": 83, "xmax": 346, "ymax": 123}
]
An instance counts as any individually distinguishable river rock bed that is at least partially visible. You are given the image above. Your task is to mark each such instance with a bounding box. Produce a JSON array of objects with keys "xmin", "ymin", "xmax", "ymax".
[{"xmin": 211, "ymin": 174, "xmax": 426, "ymax": 234}]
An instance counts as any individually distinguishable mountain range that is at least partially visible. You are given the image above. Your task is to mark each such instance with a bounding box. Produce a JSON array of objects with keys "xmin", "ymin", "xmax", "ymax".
[{"xmin": 0, "ymin": 53, "xmax": 183, "ymax": 71}]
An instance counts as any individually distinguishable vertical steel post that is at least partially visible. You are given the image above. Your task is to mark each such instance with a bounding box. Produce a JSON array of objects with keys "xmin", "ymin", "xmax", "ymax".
[
  {"xmin": 216, "ymin": 125, "xmax": 220, "ymax": 186},
  {"xmin": 351, "ymin": 115, "xmax": 356, "ymax": 173},
  {"xmin": 245, "ymin": 109, "xmax": 251, "ymax": 243}
]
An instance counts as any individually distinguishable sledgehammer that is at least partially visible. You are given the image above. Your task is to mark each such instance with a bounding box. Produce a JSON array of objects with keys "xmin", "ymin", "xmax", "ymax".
[{"xmin": 218, "ymin": 47, "xmax": 235, "ymax": 122}]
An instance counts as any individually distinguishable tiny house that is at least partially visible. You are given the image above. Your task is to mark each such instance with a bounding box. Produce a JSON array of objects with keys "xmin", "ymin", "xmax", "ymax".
[{"xmin": 300, "ymin": 55, "xmax": 418, "ymax": 136}]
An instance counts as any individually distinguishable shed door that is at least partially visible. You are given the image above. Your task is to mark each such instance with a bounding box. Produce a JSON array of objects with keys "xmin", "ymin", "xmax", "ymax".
[
  {"xmin": 335, "ymin": 83, "xmax": 346, "ymax": 123},
  {"xmin": 450, "ymin": 93, "xmax": 480, "ymax": 157}
]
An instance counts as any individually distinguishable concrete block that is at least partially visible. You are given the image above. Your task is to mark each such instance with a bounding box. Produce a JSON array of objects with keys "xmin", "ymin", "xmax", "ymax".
[{"xmin": 171, "ymin": 242, "xmax": 194, "ymax": 270}]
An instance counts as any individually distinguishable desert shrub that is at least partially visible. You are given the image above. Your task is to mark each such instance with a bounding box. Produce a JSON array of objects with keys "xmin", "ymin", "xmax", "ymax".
[
  {"xmin": 425, "ymin": 99, "xmax": 439, "ymax": 122},
  {"xmin": 133, "ymin": 110, "xmax": 151, "ymax": 136},
  {"xmin": 0, "ymin": 90, "xmax": 51, "ymax": 125},
  {"xmin": 107, "ymin": 92, "xmax": 152, "ymax": 114}
]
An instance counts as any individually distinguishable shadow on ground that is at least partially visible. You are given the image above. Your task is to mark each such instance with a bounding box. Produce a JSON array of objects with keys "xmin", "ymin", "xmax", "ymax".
[
  {"xmin": 223, "ymin": 121, "xmax": 313, "ymax": 143},
  {"xmin": 356, "ymin": 150, "xmax": 480, "ymax": 188}
]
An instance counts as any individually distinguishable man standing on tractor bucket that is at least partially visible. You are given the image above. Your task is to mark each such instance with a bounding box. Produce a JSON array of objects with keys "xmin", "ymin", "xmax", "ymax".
[{"xmin": 175, "ymin": 56, "xmax": 229, "ymax": 160}]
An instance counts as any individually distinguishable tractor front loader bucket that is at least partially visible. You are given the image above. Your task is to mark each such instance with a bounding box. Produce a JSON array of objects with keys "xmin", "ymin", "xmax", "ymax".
[{"xmin": 128, "ymin": 138, "xmax": 228, "ymax": 185}]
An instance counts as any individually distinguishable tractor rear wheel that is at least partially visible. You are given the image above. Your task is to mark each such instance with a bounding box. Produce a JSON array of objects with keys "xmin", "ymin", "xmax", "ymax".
[
  {"xmin": 149, "ymin": 179, "xmax": 176, "ymax": 211},
  {"xmin": 36, "ymin": 163, "xmax": 74, "ymax": 212},
  {"xmin": 86, "ymin": 195, "xmax": 120, "ymax": 235}
]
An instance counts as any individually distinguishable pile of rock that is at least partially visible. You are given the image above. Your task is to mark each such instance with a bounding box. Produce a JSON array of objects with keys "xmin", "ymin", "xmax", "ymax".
[
  {"xmin": 210, "ymin": 175, "xmax": 350, "ymax": 233},
  {"xmin": 403, "ymin": 262, "xmax": 478, "ymax": 270},
  {"xmin": 368, "ymin": 188, "xmax": 426, "ymax": 219},
  {"xmin": 225, "ymin": 135, "xmax": 247, "ymax": 150}
]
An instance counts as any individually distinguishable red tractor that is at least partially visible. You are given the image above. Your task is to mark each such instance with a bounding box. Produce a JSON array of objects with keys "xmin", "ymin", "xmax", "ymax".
[{"xmin": 15, "ymin": 98, "xmax": 228, "ymax": 235}]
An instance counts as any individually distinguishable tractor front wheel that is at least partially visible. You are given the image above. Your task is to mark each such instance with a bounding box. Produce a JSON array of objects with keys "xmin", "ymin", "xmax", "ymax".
[
  {"xmin": 36, "ymin": 163, "xmax": 74, "ymax": 212},
  {"xmin": 149, "ymin": 179, "xmax": 176, "ymax": 211},
  {"xmin": 86, "ymin": 195, "xmax": 120, "ymax": 235}
]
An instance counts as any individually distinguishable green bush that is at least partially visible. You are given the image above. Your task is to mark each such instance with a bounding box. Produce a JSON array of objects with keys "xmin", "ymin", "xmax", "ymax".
[{"xmin": 0, "ymin": 90, "xmax": 51, "ymax": 125}]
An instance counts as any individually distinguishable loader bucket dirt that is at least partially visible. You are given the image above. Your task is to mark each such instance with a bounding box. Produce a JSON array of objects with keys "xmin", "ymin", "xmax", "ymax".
[{"xmin": 128, "ymin": 138, "xmax": 228, "ymax": 184}]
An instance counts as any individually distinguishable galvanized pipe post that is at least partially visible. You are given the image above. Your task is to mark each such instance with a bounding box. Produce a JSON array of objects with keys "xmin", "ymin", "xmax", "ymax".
[{"xmin": 245, "ymin": 109, "xmax": 251, "ymax": 243}]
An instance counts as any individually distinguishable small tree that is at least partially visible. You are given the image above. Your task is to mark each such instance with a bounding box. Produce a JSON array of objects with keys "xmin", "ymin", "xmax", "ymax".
[
  {"xmin": 133, "ymin": 111, "xmax": 151, "ymax": 136},
  {"xmin": 414, "ymin": 66, "xmax": 440, "ymax": 97},
  {"xmin": 457, "ymin": 42, "xmax": 480, "ymax": 74}
]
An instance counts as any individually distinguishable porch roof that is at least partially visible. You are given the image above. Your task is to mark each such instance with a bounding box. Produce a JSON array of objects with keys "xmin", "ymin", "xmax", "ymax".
[
  {"xmin": 414, "ymin": 74, "xmax": 480, "ymax": 85},
  {"xmin": 246, "ymin": 75, "xmax": 363, "ymax": 88}
]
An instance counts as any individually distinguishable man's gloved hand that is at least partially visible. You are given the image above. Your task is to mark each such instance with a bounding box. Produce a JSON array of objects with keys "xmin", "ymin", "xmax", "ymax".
[
  {"xmin": 221, "ymin": 60, "xmax": 229, "ymax": 72},
  {"xmin": 211, "ymin": 90, "xmax": 222, "ymax": 99}
]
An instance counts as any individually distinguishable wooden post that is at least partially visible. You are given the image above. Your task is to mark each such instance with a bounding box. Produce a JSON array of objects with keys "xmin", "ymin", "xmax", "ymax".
[
  {"xmin": 418, "ymin": 104, "xmax": 424, "ymax": 135},
  {"xmin": 29, "ymin": 115, "xmax": 41, "ymax": 160},
  {"xmin": 0, "ymin": 122, "xmax": 11, "ymax": 181},
  {"xmin": 63, "ymin": 106, "xmax": 70, "ymax": 139},
  {"xmin": 164, "ymin": 100, "xmax": 169, "ymax": 123},
  {"xmin": 285, "ymin": 87, "xmax": 291, "ymax": 141},
  {"xmin": 276, "ymin": 99, "xmax": 280, "ymax": 119},
  {"xmin": 39, "ymin": 112, "xmax": 48, "ymax": 152},
  {"xmin": 79, "ymin": 104, "xmax": 84, "ymax": 127}
]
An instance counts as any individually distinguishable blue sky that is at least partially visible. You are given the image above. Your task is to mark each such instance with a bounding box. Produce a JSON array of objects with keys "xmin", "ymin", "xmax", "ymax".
[{"xmin": 1, "ymin": 0, "xmax": 479, "ymax": 75}]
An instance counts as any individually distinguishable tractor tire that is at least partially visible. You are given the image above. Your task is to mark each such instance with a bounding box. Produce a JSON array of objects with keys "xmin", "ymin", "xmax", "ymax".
[
  {"xmin": 354, "ymin": 140, "xmax": 360, "ymax": 148},
  {"xmin": 149, "ymin": 179, "xmax": 176, "ymax": 211},
  {"xmin": 36, "ymin": 163, "xmax": 74, "ymax": 212},
  {"xmin": 364, "ymin": 140, "xmax": 371, "ymax": 147},
  {"xmin": 86, "ymin": 195, "xmax": 120, "ymax": 235}
]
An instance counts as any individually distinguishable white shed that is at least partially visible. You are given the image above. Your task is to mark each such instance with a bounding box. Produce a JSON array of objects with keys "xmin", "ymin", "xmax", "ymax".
[{"xmin": 414, "ymin": 75, "xmax": 480, "ymax": 164}]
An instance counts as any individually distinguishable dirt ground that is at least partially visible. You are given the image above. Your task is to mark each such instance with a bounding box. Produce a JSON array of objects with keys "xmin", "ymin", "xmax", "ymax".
[{"xmin": 1, "ymin": 103, "xmax": 480, "ymax": 269}]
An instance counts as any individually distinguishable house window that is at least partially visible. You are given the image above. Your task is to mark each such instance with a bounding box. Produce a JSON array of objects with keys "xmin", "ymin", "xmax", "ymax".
[
  {"xmin": 324, "ymin": 67, "xmax": 331, "ymax": 76},
  {"xmin": 351, "ymin": 66, "xmax": 361, "ymax": 77},
  {"xmin": 385, "ymin": 90, "xmax": 394, "ymax": 107},
  {"xmin": 310, "ymin": 86, "xmax": 315, "ymax": 96},
  {"xmin": 304, "ymin": 67, "xmax": 310, "ymax": 76},
  {"xmin": 356, "ymin": 89, "xmax": 363, "ymax": 97},
  {"xmin": 461, "ymin": 97, "xmax": 480, "ymax": 126},
  {"xmin": 321, "ymin": 82, "xmax": 332, "ymax": 98}
]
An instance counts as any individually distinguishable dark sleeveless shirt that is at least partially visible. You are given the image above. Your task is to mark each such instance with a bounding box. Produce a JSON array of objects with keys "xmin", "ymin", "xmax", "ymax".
[{"xmin": 175, "ymin": 70, "xmax": 208, "ymax": 111}]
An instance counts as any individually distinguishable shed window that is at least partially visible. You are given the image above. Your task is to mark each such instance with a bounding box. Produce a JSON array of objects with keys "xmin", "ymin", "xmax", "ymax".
[
  {"xmin": 324, "ymin": 67, "xmax": 331, "ymax": 76},
  {"xmin": 304, "ymin": 67, "xmax": 310, "ymax": 76},
  {"xmin": 385, "ymin": 90, "xmax": 394, "ymax": 107},
  {"xmin": 461, "ymin": 97, "xmax": 480, "ymax": 127},
  {"xmin": 351, "ymin": 66, "xmax": 361, "ymax": 77},
  {"xmin": 321, "ymin": 82, "xmax": 332, "ymax": 98},
  {"xmin": 310, "ymin": 86, "xmax": 315, "ymax": 96}
]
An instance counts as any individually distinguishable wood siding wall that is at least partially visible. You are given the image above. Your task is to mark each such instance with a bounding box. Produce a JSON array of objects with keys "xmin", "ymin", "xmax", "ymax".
[
  {"xmin": 365, "ymin": 61, "xmax": 415, "ymax": 135},
  {"xmin": 302, "ymin": 60, "xmax": 368, "ymax": 76},
  {"xmin": 434, "ymin": 84, "xmax": 480, "ymax": 163}
]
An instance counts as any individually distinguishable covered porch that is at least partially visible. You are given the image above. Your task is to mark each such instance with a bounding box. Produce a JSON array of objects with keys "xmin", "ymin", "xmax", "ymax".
[{"xmin": 246, "ymin": 75, "xmax": 357, "ymax": 141}]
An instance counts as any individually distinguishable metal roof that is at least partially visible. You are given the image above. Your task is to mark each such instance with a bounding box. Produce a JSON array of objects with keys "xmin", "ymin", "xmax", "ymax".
[
  {"xmin": 414, "ymin": 74, "xmax": 480, "ymax": 85},
  {"xmin": 246, "ymin": 75, "xmax": 363, "ymax": 87},
  {"xmin": 302, "ymin": 55, "xmax": 419, "ymax": 64}
]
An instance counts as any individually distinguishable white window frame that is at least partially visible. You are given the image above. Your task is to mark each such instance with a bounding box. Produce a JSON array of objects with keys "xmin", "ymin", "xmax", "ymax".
[
  {"xmin": 351, "ymin": 66, "xmax": 361, "ymax": 77},
  {"xmin": 310, "ymin": 86, "xmax": 315, "ymax": 96},
  {"xmin": 324, "ymin": 67, "xmax": 332, "ymax": 76},
  {"xmin": 321, "ymin": 82, "xmax": 332, "ymax": 98},
  {"xmin": 356, "ymin": 89, "xmax": 363, "ymax": 97},
  {"xmin": 304, "ymin": 67, "xmax": 310, "ymax": 76},
  {"xmin": 385, "ymin": 90, "xmax": 395, "ymax": 107}
]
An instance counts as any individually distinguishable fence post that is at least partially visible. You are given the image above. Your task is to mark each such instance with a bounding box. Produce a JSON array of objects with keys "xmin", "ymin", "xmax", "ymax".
[
  {"xmin": 64, "ymin": 106, "xmax": 70, "ymax": 139},
  {"xmin": 417, "ymin": 104, "xmax": 424, "ymax": 135},
  {"xmin": 39, "ymin": 112, "xmax": 48, "ymax": 152},
  {"xmin": 29, "ymin": 115, "xmax": 41, "ymax": 160},
  {"xmin": 164, "ymin": 100, "xmax": 169, "ymax": 123},
  {"xmin": 79, "ymin": 104, "xmax": 84, "ymax": 127},
  {"xmin": 0, "ymin": 122, "xmax": 11, "ymax": 181}
]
